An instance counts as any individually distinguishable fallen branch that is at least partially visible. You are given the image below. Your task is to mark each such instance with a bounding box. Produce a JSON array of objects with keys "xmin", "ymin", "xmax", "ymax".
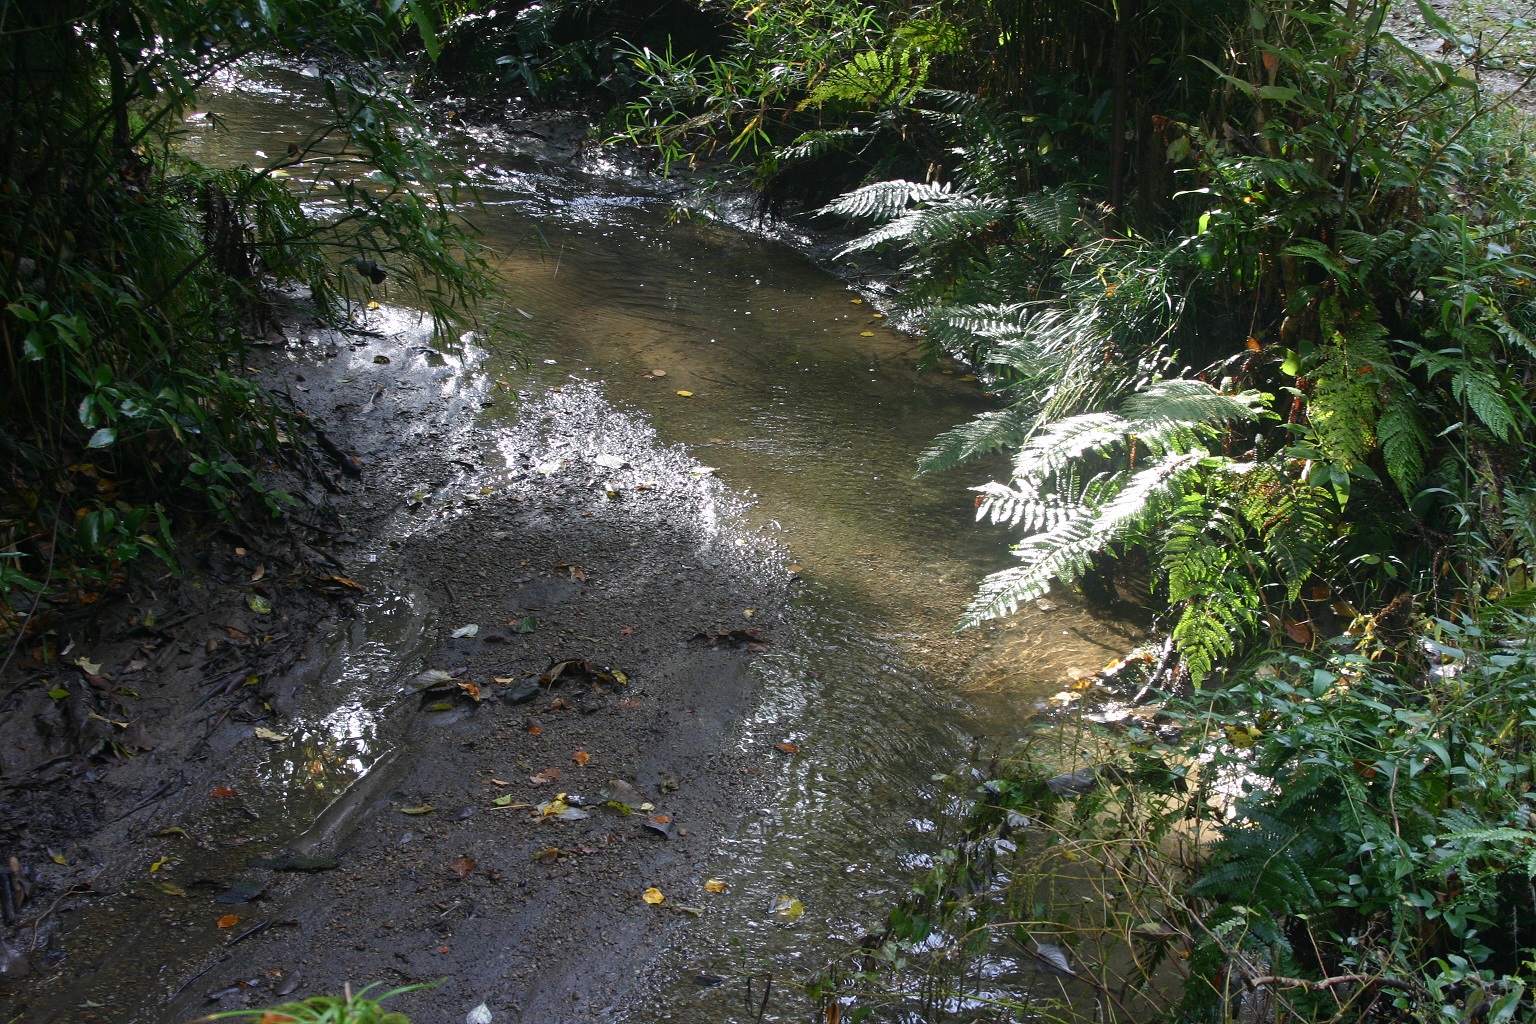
[{"xmin": 1248, "ymin": 973, "xmax": 1412, "ymax": 993}]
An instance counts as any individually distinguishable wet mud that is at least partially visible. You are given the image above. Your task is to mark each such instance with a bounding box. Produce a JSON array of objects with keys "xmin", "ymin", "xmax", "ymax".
[{"xmin": 0, "ymin": 314, "xmax": 791, "ymax": 1023}]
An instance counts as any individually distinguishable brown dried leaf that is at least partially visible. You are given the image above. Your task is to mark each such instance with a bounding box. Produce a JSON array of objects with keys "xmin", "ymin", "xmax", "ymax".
[
  {"xmin": 530, "ymin": 767, "xmax": 563, "ymax": 786},
  {"xmin": 449, "ymin": 855, "xmax": 475, "ymax": 879}
]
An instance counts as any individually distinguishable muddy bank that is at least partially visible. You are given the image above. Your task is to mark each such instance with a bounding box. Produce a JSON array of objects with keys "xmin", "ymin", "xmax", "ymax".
[{"xmin": 0, "ymin": 308, "xmax": 792, "ymax": 1023}]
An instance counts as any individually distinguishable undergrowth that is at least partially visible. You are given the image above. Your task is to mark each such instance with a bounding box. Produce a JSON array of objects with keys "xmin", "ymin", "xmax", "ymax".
[
  {"xmin": 0, "ymin": 2, "xmax": 493, "ymax": 638},
  {"xmin": 812, "ymin": 605, "xmax": 1536, "ymax": 1022}
]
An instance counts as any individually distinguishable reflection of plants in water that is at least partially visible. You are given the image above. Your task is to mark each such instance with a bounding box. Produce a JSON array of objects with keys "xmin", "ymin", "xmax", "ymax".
[{"xmin": 814, "ymin": 620, "xmax": 1536, "ymax": 1023}]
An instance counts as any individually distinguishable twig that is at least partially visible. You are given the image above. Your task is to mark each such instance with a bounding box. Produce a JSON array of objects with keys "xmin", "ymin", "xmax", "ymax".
[
  {"xmin": 1248, "ymin": 973, "xmax": 1412, "ymax": 993},
  {"xmin": 112, "ymin": 778, "xmax": 178, "ymax": 822},
  {"xmin": 27, "ymin": 882, "xmax": 93, "ymax": 952}
]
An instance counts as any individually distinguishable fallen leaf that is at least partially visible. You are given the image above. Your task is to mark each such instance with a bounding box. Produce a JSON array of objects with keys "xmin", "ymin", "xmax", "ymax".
[
  {"xmin": 254, "ymin": 727, "xmax": 289, "ymax": 743},
  {"xmin": 860, "ymin": 331, "xmax": 875, "ymax": 337},
  {"xmin": 452, "ymin": 624, "xmax": 480, "ymax": 638},
  {"xmin": 530, "ymin": 767, "xmax": 562, "ymax": 786},
  {"xmin": 770, "ymin": 894, "xmax": 804, "ymax": 920},
  {"xmin": 492, "ymin": 794, "xmax": 515, "ymax": 807},
  {"xmin": 650, "ymin": 369, "xmax": 667, "ymax": 377},
  {"xmin": 704, "ymin": 878, "xmax": 727, "ymax": 893},
  {"xmin": 458, "ymin": 681, "xmax": 482, "ymax": 701},
  {"xmin": 401, "ymin": 804, "xmax": 436, "ymax": 815},
  {"xmin": 47, "ymin": 688, "xmax": 69, "ymax": 700},
  {"xmin": 156, "ymin": 881, "xmax": 188, "ymax": 897},
  {"xmin": 247, "ymin": 594, "xmax": 272, "ymax": 614},
  {"xmin": 572, "ymin": 750, "xmax": 590, "ymax": 766},
  {"xmin": 449, "ymin": 855, "xmax": 475, "ymax": 879},
  {"xmin": 217, "ymin": 914, "xmax": 239, "ymax": 929},
  {"xmin": 366, "ymin": 301, "xmax": 381, "ymax": 310},
  {"xmin": 527, "ymin": 724, "xmax": 542, "ymax": 735},
  {"xmin": 509, "ymin": 616, "xmax": 539, "ymax": 633},
  {"xmin": 75, "ymin": 656, "xmax": 102, "ymax": 675},
  {"xmin": 642, "ymin": 887, "xmax": 665, "ymax": 904},
  {"xmin": 649, "ymin": 815, "xmax": 672, "ymax": 824},
  {"xmin": 210, "ymin": 786, "xmax": 237, "ymax": 800},
  {"xmin": 317, "ymin": 575, "xmax": 364, "ymax": 591},
  {"xmin": 251, "ymin": 565, "xmax": 266, "ymax": 583},
  {"xmin": 775, "ymin": 742, "xmax": 800, "ymax": 754},
  {"xmin": 1283, "ymin": 618, "xmax": 1312, "ymax": 644},
  {"xmin": 594, "ymin": 454, "xmax": 627, "ymax": 469},
  {"xmin": 157, "ymin": 827, "xmax": 190, "ymax": 838},
  {"xmin": 787, "ymin": 565, "xmax": 803, "ymax": 574},
  {"xmin": 850, "ymin": 297, "xmax": 863, "ymax": 304},
  {"xmin": 675, "ymin": 390, "xmax": 693, "ymax": 397},
  {"xmin": 466, "ymin": 1002, "xmax": 493, "ymax": 1024},
  {"xmin": 150, "ymin": 857, "xmax": 167, "ymax": 873}
]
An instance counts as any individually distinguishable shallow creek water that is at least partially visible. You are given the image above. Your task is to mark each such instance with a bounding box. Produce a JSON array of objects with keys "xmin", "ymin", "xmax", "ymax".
[{"xmin": 180, "ymin": 67, "xmax": 1145, "ymax": 1021}]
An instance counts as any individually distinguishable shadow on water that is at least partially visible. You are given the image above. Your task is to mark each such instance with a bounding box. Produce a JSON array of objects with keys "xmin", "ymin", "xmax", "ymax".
[{"xmin": 178, "ymin": 66, "xmax": 1148, "ymax": 1022}]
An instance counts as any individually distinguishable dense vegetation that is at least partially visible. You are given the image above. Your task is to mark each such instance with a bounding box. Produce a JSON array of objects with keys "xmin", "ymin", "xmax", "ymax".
[
  {"xmin": 612, "ymin": 0, "xmax": 1536, "ymax": 1019},
  {"xmin": 10, "ymin": 0, "xmax": 1536, "ymax": 1019},
  {"xmin": 0, "ymin": 0, "xmax": 489, "ymax": 639}
]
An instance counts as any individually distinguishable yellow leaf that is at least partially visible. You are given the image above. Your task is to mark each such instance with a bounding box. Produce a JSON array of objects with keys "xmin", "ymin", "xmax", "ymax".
[
  {"xmin": 642, "ymin": 887, "xmax": 665, "ymax": 904},
  {"xmin": 401, "ymin": 805, "xmax": 436, "ymax": 815},
  {"xmin": 860, "ymin": 331, "xmax": 875, "ymax": 337},
  {"xmin": 50, "ymin": 851, "xmax": 67, "ymax": 865},
  {"xmin": 217, "ymin": 914, "xmax": 239, "ymax": 929},
  {"xmin": 704, "ymin": 878, "xmax": 727, "ymax": 893},
  {"xmin": 675, "ymin": 390, "xmax": 694, "ymax": 398},
  {"xmin": 150, "ymin": 857, "xmax": 166, "ymax": 873},
  {"xmin": 771, "ymin": 895, "xmax": 804, "ymax": 920},
  {"xmin": 366, "ymin": 301, "xmax": 380, "ymax": 310},
  {"xmin": 572, "ymin": 750, "xmax": 590, "ymax": 766},
  {"xmin": 850, "ymin": 298, "xmax": 863, "ymax": 304}
]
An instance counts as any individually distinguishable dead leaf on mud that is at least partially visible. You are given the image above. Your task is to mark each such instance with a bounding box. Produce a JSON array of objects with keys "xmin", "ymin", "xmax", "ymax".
[
  {"xmin": 572, "ymin": 750, "xmax": 590, "ymax": 766},
  {"xmin": 642, "ymin": 887, "xmax": 665, "ymax": 904},
  {"xmin": 156, "ymin": 881, "xmax": 188, "ymax": 897},
  {"xmin": 210, "ymin": 786, "xmax": 237, "ymax": 800},
  {"xmin": 217, "ymin": 914, "xmax": 239, "ymax": 929},
  {"xmin": 532, "ymin": 846, "xmax": 563, "ymax": 864},
  {"xmin": 540, "ymin": 658, "xmax": 627, "ymax": 692},
  {"xmin": 250, "ymin": 565, "xmax": 266, "ymax": 583},
  {"xmin": 448, "ymin": 856, "xmax": 475, "ymax": 879},
  {"xmin": 254, "ymin": 727, "xmax": 289, "ymax": 743},
  {"xmin": 466, "ymin": 1003, "xmax": 493, "ymax": 1024},
  {"xmin": 774, "ymin": 742, "xmax": 800, "ymax": 754},
  {"xmin": 409, "ymin": 669, "xmax": 457, "ymax": 691},
  {"xmin": 491, "ymin": 794, "xmax": 517, "ymax": 807},
  {"xmin": 675, "ymin": 390, "xmax": 693, "ymax": 398},
  {"xmin": 246, "ymin": 594, "xmax": 272, "ymax": 615},
  {"xmin": 692, "ymin": 628, "xmax": 770, "ymax": 653},
  {"xmin": 451, "ymin": 624, "xmax": 480, "ymax": 639},
  {"xmin": 315, "ymin": 575, "xmax": 364, "ymax": 592},
  {"xmin": 508, "ymin": 616, "xmax": 538, "ymax": 633},
  {"xmin": 401, "ymin": 805, "xmax": 436, "ymax": 815},
  {"xmin": 457, "ymin": 681, "xmax": 483, "ymax": 701},
  {"xmin": 530, "ymin": 767, "xmax": 562, "ymax": 786},
  {"xmin": 705, "ymin": 878, "xmax": 727, "ymax": 893}
]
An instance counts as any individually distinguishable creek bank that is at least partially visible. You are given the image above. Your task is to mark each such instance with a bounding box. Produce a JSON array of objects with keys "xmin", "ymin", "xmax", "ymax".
[{"xmin": 0, "ymin": 302, "xmax": 793, "ymax": 1023}]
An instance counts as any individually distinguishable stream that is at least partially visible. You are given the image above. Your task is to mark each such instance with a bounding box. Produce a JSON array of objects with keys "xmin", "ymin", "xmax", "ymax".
[{"xmin": 87, "ymin": 66, "xmax": 1145, "ymax": 1021}]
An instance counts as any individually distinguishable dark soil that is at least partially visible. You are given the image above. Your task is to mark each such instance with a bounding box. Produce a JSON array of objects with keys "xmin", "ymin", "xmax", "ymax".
[{"xmin": 0, "ymin": 307, "xmax": 790, "ymax": 1023}]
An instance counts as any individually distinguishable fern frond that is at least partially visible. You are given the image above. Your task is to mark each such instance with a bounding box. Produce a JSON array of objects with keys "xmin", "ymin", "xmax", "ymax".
[
  {"xmin": 818, "ymin": 179, "xmax": 953, "ymax": 221},
  {"xmin": 920, "ymin": 404, "xmax": 1037, "ymax": 474},
  {"xmin": 960, "ymin": 453, "xmax": 1205, "ymax": 626}
]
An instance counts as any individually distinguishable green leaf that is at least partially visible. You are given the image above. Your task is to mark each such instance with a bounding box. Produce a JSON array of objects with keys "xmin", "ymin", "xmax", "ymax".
[
  {"xmin": 86, "ymin": 427, "xmax": 116, "ymax": 449},
  {"xmin": 403, "ymin": 0, "xmax": 441, "ymax": 61},
  {"xmin": 48, "ymin": 688, "xmax": 69, "ymax": 700}
]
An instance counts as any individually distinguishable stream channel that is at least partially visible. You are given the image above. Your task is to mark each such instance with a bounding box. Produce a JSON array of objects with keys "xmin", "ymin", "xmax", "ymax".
[{"xmin": 44, "ymin": 67, "xmax": 1143, "ymax": 1023}]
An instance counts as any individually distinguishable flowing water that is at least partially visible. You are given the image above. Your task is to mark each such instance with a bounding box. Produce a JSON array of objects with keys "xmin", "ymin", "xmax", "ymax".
[{"xmin": 176, "ymin": 66, "xmax": 1146, "ymax": 1021}]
